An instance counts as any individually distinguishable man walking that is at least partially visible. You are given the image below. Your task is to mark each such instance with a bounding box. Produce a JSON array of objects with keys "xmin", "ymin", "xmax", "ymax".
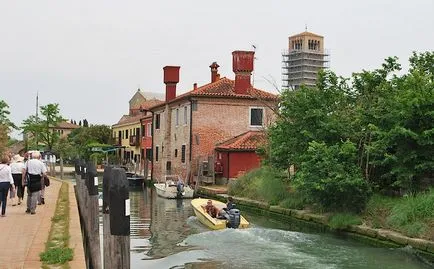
[{"xmin": 24, "ymin": 151, "xmax": 47, "ymax": 215}]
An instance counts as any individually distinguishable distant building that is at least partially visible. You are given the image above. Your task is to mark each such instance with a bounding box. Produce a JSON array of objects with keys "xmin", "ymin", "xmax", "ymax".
[
  {"xmin": 112, "ymin": 89, "xmax": 163, "ymax": 168},
  {"xmin": 282, "ymin": 31, "xmax": 329, "ymax": 90},
  {"xmin": 53, "ymin": 121, "xmax": 80, "ymax": 138}
]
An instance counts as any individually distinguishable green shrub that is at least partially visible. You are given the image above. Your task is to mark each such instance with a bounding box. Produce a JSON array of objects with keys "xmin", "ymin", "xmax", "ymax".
[
  {"xmin": 293, "ymin": 141, "xmax": 371, "ymax": 213},
  {"xmin": 329, "ymin": 213, "xmax": 362, "ymax": 229}
]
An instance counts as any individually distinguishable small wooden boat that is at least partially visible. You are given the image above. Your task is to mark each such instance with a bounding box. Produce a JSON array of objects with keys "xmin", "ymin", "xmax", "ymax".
[
  {"xmin": 126, "ymin": 172, "xmax": 145, "ymax": 187},
  {"xmin": 154, "ymin": 175, "xmax": 194, "ymax": 199},
  {"xmin": 191, "ymin": 198, "xmax": 249, "ymax": 230}
]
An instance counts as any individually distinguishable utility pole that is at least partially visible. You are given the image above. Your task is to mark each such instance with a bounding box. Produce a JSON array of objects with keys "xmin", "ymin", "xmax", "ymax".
[{"xmin": 35, "ymin": 91, "xmax": 39, "ymax": 148}]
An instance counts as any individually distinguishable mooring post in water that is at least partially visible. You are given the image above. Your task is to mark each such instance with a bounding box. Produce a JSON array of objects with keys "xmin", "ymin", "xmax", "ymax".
[
  {"xmin": 102, "ymin": 166, "xmax": 114, "ymax": 269},
  {"xmin": 109, "ymin": 168, "xmax": 130, "ymax": 269},
  {"xmin": 86, "ymin": 162, "xmax": 102, "ymax": 269}
]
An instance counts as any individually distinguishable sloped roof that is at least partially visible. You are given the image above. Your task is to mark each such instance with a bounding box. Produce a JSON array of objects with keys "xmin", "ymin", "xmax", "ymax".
[
  {"xmin": 216, "ymin": 131, "xmax": 266, "ymax": 151},
  {"xmin": 112, "ymin": 114, "xmax": 144, "ymax": 127},
  {"xmin": 150, "ymin": 77, "xmax": 278, "ymax": 110},
  {"xmin": 290, "ymin": 31, "xmax": 323, "ymax": 38},
  {"xmin": 130, "ymin": 90, "xmax": 165, "ymax": 110},
  {"xmin": 56, "ymin": 121, "xmax": 80, "ymax": 129},
  {"xmin": 138, "ymin": 98, "xmax": 164, "ymax": 110}
]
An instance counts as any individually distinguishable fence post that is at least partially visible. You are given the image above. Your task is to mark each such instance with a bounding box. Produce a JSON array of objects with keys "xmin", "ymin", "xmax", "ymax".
[
  {"xmin": 86, "ymin": 162, "xmax": 101, "ymax": 269},
  {"xmin": 109, "ymin": 168, "xmax": 130, "ymax": 269},
  {"xmin": 102, "ymin": 166, "xmax": 113, "ymax": 269}
]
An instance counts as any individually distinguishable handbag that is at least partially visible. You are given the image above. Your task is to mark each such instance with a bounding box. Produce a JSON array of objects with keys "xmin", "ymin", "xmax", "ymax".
[{"xmin": 44, "ymin": 175, "xmax": 50, "ymax": 187}]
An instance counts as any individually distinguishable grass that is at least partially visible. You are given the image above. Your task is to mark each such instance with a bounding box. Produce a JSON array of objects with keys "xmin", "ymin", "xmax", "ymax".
[
  {"xmin": 362, "ymin": 189, "xmax": 434, "ymax": 239},
  {"xmin": 329, "ymin": 213, "xmax": 362, "ymax": 229},
  {"xmin": 228, "ymin": 166, "xmax": 290, "ymax": 205},
  {"xmin": 40, "ymin": 182, "xmax": 73, "ymax": 268}
]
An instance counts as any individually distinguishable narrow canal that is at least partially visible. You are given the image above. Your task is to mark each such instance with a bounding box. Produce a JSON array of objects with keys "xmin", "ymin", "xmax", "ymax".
[{"xmin": 125, "ymin": 188, "xmax": 430, "ymax": 269}]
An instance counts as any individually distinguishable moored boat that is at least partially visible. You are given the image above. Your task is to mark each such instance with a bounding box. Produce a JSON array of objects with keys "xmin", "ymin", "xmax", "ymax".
[
  {"xmin": 126, "ymin": 172, "xmax": 145, "ymax": 187},
  {"xmin": 191, "ymin": 198, "xmax": 249, "ymax": 230},
  {"xmin": 154, "ymin": 175, "xmax": 194, "ymax": 199}
]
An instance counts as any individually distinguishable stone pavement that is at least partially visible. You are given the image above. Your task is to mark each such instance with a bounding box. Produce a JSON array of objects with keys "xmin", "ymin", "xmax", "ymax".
[{"xmin": 0, "ymin": 180, "xmax": 61, "ymax": 269}]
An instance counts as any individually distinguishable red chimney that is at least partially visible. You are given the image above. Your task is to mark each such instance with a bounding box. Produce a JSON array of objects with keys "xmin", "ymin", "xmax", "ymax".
[
  {"xmin": 232, "ymin": 51, "xmax": 254, "ymax": 94},
  {"xmin": 163, "ymin": 66, "xmax": 180, "ymax": 102},
  {"xmin": 209, "ymin": 62, "xmax": 220, "ymax": 83}
]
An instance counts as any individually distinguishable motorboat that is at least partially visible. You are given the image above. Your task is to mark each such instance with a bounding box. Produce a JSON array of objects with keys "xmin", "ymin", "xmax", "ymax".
[
  {"xmin": 154, "ymin": 175, "xmax": 194, "ymax": 199},
  {"xmin": 191, "ymin": 198, "xmax": 249, "ymax": 230},
  {"xmin": 126, "ymin": 172, "xmax": 145, "ymax": 187}
]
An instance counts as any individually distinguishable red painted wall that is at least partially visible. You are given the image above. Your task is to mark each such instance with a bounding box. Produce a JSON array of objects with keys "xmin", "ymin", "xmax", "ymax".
[
  {"xmin": 141, "ymin": 118, "xmax": 152, "ymax": 149},
  {"xmin": 217, "ymin": 151, "xmax": 261, "ymax": 179}
]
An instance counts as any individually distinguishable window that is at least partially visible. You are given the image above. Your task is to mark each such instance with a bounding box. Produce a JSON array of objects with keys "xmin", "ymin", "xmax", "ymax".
[
  {"xmin": 174, "ymin": 149, "xmax": 178, "ymax": 158},
  {"xmin": 176, "ymin": 108, "xmax": 179, "ymax": 126},
  {"xmin": 181, "ymin": 145, "xmax": 186, "ymax": 163},
  {"xmin": 122, "ymin": 130, "xmax": 124, "ymax": 139},
  {"xmin": 147, "ymin": 123, "xmax": 152, "ymax": 137},
  {"xmin": 183, "ymin": 106, "xmax": 188, "ymax": 124},
  {"xmin": 191, "ymin": 100, "xmax": 198, "ymax": 111},
  {"xmin": 155, "ymin": 114, "xmax": 160, "ymax": 129},
  {"xmin": 155, "ymin": 146, "xmax": 159, "ymax": 162},
  {"xmin": 250, "ymin": 108, "xmax": 263, "ymax": 126},
  {"xmin": 141, "ymin": 125, "xmax": 145, "ymax": 137},
  {"xmin": 126, "ymin": 129, "xmax": 129, "ymax": 139}
]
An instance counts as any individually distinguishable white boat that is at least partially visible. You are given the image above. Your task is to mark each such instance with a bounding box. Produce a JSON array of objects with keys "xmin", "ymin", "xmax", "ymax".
[{"xmin": 154, "ymin": 175, "xmax": 194, "ymax": 199}]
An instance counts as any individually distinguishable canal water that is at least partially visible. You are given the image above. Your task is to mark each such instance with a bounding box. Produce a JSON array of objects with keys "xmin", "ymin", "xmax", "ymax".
[{"xmin": 126, "ymin": 188, "xmax": 431, "ymax": 269}]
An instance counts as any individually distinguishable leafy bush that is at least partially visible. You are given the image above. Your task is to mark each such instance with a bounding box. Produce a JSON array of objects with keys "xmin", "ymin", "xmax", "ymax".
[
  {"xmin": 329, "ymin": 213, "xmax": 362, "ymax": 229},
  {"xmin": 293, "ymin": 141, "xmax": 371, "ymax": 213}
]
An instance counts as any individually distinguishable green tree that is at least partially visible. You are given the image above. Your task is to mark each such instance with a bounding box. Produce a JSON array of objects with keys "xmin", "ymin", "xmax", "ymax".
[
  {"xmin": 0, "ymin": 100, "xmax": 17, "ymax": 130},
  {"xmin": 22, "ymin": 103, "xmax": 64, "ymax": 151},
  {"xmin": 68, "ymin": 125, "xmax": 112, "ymax": 160},
  {"xmin": 293, "ymin": 141, "xmax": 371, "ymax": 213},
  {"xmin": 368, "ymin": 52, "xmax": 434, "ymax": 192}
]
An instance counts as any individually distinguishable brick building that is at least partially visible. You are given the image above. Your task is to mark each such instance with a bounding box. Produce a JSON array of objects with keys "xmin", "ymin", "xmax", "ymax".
[{"xmin": 149, "ymin": 50, "xmax": 278, "ymax": 183}]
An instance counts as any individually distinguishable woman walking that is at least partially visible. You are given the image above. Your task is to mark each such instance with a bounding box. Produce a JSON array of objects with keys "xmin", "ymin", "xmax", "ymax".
[
  {"xmin": 10, "ymin": 154, "xmax": 25, "ymax": 205},
  {"xmin": 0, "ymin": 154, "xmax": 15, "ymax": 217}
]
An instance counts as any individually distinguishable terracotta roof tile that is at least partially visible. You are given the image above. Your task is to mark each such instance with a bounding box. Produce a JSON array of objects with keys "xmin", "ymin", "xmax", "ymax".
[
  {"xmin": 150, "ymin": 77, "xmax": 278, "ymax": 110},
  {"xmin": 216, "ymin": 131, "xmax": 266, "ymax": 151},
  {"xmin": 56, "ymin": 122, "xmax": 80, "ymax": 129},
  {"xmin": 113, "ymin": 114, "xmax": 143, "ymax": 127},
  {"xmin": 138, "ymin": 99, "xmax": 164, "ymax": 110}
]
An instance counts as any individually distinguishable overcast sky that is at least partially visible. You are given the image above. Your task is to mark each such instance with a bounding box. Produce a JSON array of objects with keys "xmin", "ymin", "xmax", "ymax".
[{"xmin": 1, "ymin": 0, "xmax": 433, "ymax": 138}]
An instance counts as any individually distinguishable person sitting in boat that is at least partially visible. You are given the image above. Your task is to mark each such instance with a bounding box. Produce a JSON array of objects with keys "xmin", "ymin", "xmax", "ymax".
[
  {"xmin": 202, "ymin": 199, "xmax": 219, "ymax": 218},
  {"xmin": 225, "ymin": 196, "xmax": 235, "ymax": 211}
]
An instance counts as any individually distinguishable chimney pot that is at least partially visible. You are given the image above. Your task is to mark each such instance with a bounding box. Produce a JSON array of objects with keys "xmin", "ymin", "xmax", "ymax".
[
  {"xmin": 210, "ymin": 62, "xmax": 220, "ymax": 83},
  {"xmin": 193, "ymin": 83, "xmax": 197, "ymax": 90},
  {"xmin": 163, "ymin": 66, "xmax": 180, "ymax": 102},
  {"xmin": 232, "ymin": 51, "xmax": 254, "ymax": 94}
]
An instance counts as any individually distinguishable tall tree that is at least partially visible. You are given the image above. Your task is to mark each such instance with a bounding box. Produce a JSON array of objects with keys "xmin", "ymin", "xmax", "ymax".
[
  {"xmin": 0, "ymin": 100, "xmax": 17, "ymax": 130},
  {"xmin": 22, "ymin": 103, "xmax": 64, "ymax": 151}
]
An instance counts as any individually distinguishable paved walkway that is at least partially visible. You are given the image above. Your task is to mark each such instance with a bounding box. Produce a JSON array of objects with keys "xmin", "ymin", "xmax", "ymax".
[{"xmin": 0, "ymin": 180, "xmax": 61, "ymax": 269}]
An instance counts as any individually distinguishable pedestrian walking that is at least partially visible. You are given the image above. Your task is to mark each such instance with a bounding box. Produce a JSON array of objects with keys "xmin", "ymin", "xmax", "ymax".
[
  {"xmin": 0, "ymin": 154, "xmax": 15, "ymax": 217},
  {"xmin": 24, "ymin": 151, "xmax": 47, "ymax": 215},
  {"xmin": 10, "ymin": 154, "xmax": 25, "ymax": 205}
]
